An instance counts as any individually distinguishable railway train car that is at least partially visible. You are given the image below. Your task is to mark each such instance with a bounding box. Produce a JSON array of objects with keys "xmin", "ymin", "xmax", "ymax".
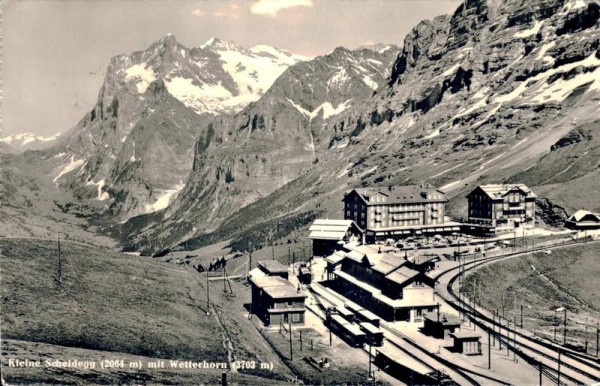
[
  {"xmin": 344, "ymin": 301, "xmax": 364, "ymax": 314},
  {"xmin": 328, "ymin": 314, "xmax": 365, "ymax": 347},
  {"xmin": 374, "ymin": 349, "xmax": 458, "ymax": 386},
  {"xmin": 335, "ymin": 306, "xmax": 356, "ymax": 323},
  {"xmin": 356, "ymin": 308, "xmax": 381, "ymax": 327},
  {"xmin": 359, "ymin": 322, "xmax": 384, "ymax": 347}
]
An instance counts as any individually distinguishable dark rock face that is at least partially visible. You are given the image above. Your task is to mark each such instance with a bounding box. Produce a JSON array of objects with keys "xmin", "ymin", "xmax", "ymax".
[
  {"xmin": 551, "ymin": 128, "xmax": 593, "ymax": 150},
  {"xmin": 536, "ymin": 197, "xmax": 568, "ymax": 226},
  {"xmin": 556, "ymin": 2, "xmax": 600, "ymax": 35},
  {"xmin": 48, "ymin": 35, "xmax": 306, "ymax": 220}
]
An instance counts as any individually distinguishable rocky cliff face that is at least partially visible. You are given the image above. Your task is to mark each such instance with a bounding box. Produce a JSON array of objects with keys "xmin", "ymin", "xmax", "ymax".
[
  {"xmin": 48, "ymin": 35, "xmax": 306, "ymax": 220},
  {"xmin": 130, "ymin": 0, "xmax": 600, "ymax": 253},
  {"xmin": 123, "ymin": 45, "xmax": 399, "ymax": 252}
]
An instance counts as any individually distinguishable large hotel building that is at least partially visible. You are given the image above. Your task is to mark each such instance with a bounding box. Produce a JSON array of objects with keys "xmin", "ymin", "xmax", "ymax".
[{"xmin": 343, "ymin": 184, "xmax": 458, "ymax": 240}]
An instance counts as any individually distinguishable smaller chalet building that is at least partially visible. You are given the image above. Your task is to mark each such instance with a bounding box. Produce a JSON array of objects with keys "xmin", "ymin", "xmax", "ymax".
[
  {"xmin": 565, "ymin": 210, "xmax": 600, "ymax": 230},
  {"xmin": 308, "ymin": 219, "xmax": 363, "ymax": 257},
  {"xmin": 467, "ymin": 184, "xmax": 536, "ymax": 231},
  {"xmin": 250, "ymin": 275, "xmax": 306, "ymax": 327}
]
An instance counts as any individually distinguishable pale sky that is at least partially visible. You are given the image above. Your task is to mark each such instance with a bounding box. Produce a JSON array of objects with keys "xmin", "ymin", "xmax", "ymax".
[{"xmin": 1, "ymin": 0, "xmax": 461, "ymax": 137}]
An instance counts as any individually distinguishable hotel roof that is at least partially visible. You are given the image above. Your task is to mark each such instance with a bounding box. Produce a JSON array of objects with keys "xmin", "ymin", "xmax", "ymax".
[
  {"xmin": 471, "ymin": 184, "xmax": 537, "ymax": 199},
  {"xmin": 346, "ymin": 185, "xmax": 447, "ymax": 205}
]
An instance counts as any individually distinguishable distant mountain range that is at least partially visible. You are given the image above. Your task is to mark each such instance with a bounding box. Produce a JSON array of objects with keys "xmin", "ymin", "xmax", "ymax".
[
  {"xmin": 0, "ymin": 132, "xmax": 61, "ymax": 153},
  {"xmin": 3, "ymin": 0, "xmax": 599, "ymax": 255}
]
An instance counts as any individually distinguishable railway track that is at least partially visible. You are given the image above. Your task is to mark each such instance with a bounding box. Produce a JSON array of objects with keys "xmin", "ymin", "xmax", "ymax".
[
  {"xmin": 432, "ymin": 241, "xmax": 600, "ymax": 385},
  {"xmin": 308, "ymin": 282, "xmax": 510, "ymax": 386}
]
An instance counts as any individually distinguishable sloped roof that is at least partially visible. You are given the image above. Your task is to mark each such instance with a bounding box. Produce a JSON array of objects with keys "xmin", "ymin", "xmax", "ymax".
[
  {"xmin": 250, "ymin": 275, "xmax": 306, "ymax": 299},
  {"xmin": 472, "ymin": 184, "xmax": 537, "ymax": 199},
  {"xmin": 308, "ymin": 219, "xmax": 362, "ymax": 240},
  {"xmin": 249, "ymin": 267, "xmax": 266, "ymax": 279},
  {"xmin": 386, "ymin": 266, "xmax": 420, "ymax": 286},
  {"xmin": 368, "ymin": 253, "xmax": 406, "ymax": 275},
  {"xmin": 347, "ymin": 185, "xmax": 446, "ymax": 205},
  {"xmin": 258, "ymin": 260, "xmax": 288, "ymax": 274},
  {"xmin": 569, "ymin": 210, "xmax": 600, "ymax": 222}
]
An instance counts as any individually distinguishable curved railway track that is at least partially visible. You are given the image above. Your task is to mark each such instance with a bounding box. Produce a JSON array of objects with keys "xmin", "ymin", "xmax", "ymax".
[
  {"xmin": 308, "ymin": 282, "xmax": 509, "ymax": 385},
  {"xmin": 432, "ymin": 241, "xmax": 600, "ymax": 385}
]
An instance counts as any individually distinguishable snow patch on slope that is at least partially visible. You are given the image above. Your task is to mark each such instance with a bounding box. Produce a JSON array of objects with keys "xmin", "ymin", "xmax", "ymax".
[
  {"xmin": 143, "ymin": 183, "xmax": 185, "ymax": 213},
  {"xmin": 86, "ymin": 179, "xmax": 110, "ymax": 201},
  {"xmin": 125, "ymin": 63, "xmax": 157, "ymax": 93},
  {"xmin": 53, "ymin": 155, "xmax": 85, "ymax": 185},
  {"xmin": 514, "ymin": 20, "xmax": 544, "ymax": 38}
]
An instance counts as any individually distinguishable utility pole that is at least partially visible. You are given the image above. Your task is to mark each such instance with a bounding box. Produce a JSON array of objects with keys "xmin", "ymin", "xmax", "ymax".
[
  {"xmin": 57, "ymin": 236, "xmax": 62, "ymax": 283},
  {"xmin": 557, "ymin": 348, "xmax": 561, "ymax": 386},
  {"xmin": 368, "ymin": 342, "xmax": 372, "ymax": 380},
  {"xmin": 554, "ymin": 310, "xmax": 558, "ymax": 342},
  {"xmin": 206, "ymin": 271, "xmax": 210, "ymax": 315},
  {"xmin": 488, "ymin": 331, "xmax": 491, "ymax": 369},
  {"xmin": 585, "ymin": 317, "xmax": 588, "ymax": 354},
  {"xmin": 539, "ymin": 362, "xmax": 543, "ymax": 386},
  {"xmin": 498, "ymin": 309, "xmax": 503, "ymax": 350},
  {"xmin": 492, "ymin": 310, "xmax": 496, "ymax": 346},
  {"xmin": 563, "ymin": 308, "xmax": 567, "ymax": 346},
  {"xmin": 53, "ymin": 235, "xmax": 62, "ymax": 284},
  {"xmin": 506, "ymin": 320, "xmax": 510, "ymax": 355},
  {"xmin": 514, "ymin": 315, "xmax": 518, "ymax": 361},
  {"xmin": 271, "ymin": 243, "xmax": 275, "ymax": 260},
  {"xmin": 223, "ymin": 267, "xmax": 227, "ymax": 293},
  {"xmin": 521, "ymin": 304, "xmax": 524, "ymax": 328},
  {"xmin": 249, "ymin": 251, "xmax": 252, "ymax": 275},
  {"xmin": 596, "ymin": 323, "xmax": 600, "ymax": 359},
  {"xmin": 289, "ymin": 318, "xmax": 293, "ymax": 360}
]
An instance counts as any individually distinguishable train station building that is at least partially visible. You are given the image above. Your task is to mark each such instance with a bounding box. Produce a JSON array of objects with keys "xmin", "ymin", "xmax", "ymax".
[{"xmin": 325, "ymin": 245, "xmax": 439, "ymax": 323}]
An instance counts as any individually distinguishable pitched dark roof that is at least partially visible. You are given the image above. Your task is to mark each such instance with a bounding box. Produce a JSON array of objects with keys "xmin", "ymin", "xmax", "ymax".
[
  {"xmin": 346, "ymin": 184, "xmax": 446, "ymax": 205},
  {"xmin": 469, "ymin": 184, "xmax": 537, "ymax": 200}
]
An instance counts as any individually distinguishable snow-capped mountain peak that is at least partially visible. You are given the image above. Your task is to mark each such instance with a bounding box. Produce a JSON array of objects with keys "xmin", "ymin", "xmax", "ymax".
[
  {"xmin": 0, "ymin": 132, "xmax": 61, "ymax": 152},
  {"xmin": 113, "ymin": 35, "xmax": 308, "ymax": 116}
]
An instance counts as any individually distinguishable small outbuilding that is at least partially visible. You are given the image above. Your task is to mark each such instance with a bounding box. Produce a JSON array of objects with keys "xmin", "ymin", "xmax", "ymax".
[
  {"xmin": 450, "ymin": 331, "xmax": 481, "ymax": 355},
  {"xmin": 565, "ymin": 210, "xmax": 600, "ymax": 230},
  {"xmin": 422, "ymin": 313, "xmax": 462, "ymax": 339},
  {"xmin": 258, "ymin": 260, "xmax": 289, "ymax": 279}
]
